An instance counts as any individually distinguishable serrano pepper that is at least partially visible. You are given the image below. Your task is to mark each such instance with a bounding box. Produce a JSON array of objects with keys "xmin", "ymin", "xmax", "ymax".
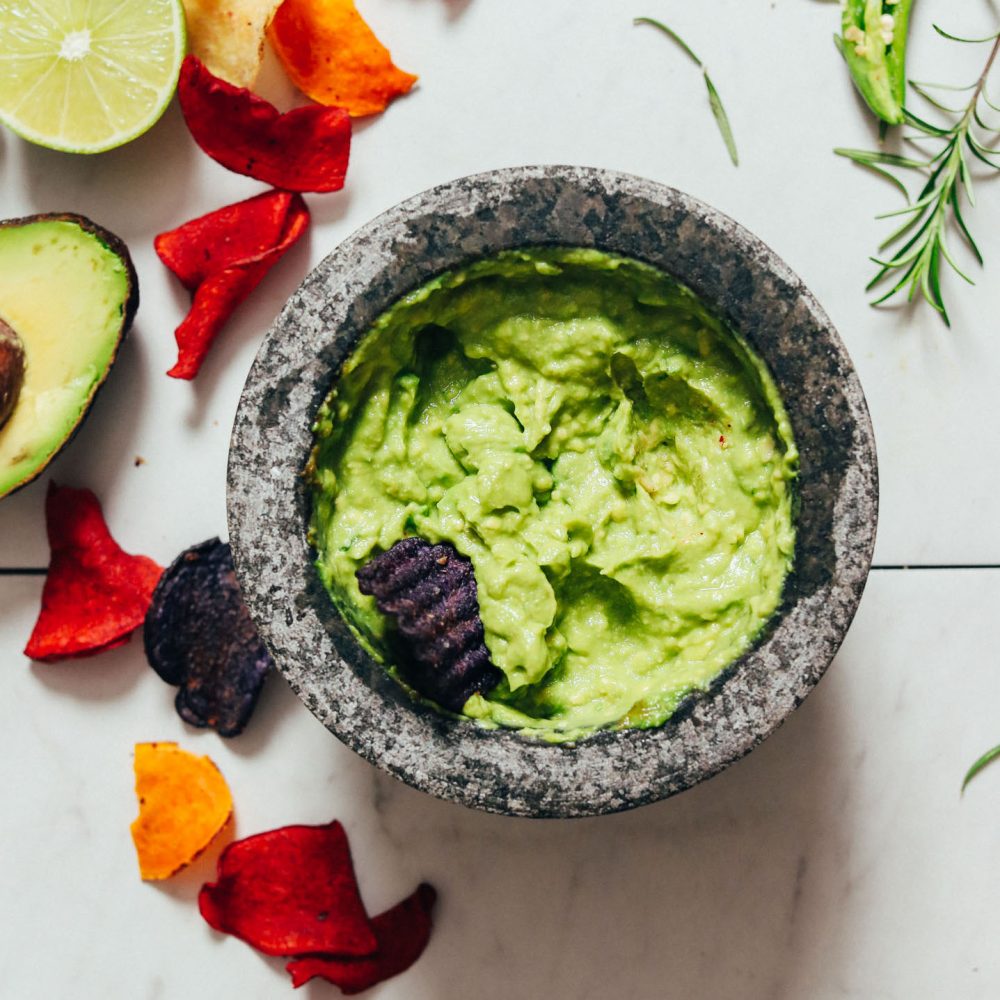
[{"xmin": 835, "ymin": 0, "xmax": 914, "ymax": 125}]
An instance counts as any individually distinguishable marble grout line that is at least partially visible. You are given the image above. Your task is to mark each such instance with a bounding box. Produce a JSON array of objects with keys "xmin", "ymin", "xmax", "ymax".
[{"xmin": 872, "ymin": 564, "xmax": 1000, "ymax": 571}]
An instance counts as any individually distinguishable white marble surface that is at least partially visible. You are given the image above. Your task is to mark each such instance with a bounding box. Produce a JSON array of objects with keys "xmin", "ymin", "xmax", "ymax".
[
  {"xmin": 2, "ymin": 0, "xmax": 1000, "ymax": 996},
  {"xmin": 2, "ymin": 570, "xmax": 999, "ymax": 999}
]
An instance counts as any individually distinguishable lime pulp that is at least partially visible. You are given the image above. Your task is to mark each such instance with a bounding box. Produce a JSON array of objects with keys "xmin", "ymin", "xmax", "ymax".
[{"xmin": 0, "ymin": 0, "xmax": 186, "ymax": 154}]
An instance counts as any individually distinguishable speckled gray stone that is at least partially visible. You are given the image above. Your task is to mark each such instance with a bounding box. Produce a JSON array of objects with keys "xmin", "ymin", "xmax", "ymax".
[{"xmin": 227, "ymin": 166, "xmax": 878, "ymax": 818}]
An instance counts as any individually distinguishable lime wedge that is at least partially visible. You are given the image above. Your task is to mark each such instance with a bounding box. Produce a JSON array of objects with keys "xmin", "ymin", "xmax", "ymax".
[{"xmin": 0, "ymin": 0, "xmax": 186, "ymax": 154}]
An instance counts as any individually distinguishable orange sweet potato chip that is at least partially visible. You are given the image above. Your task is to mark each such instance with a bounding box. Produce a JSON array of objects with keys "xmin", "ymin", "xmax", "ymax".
[
  {"xmin": 130, "ymin": 742, "xmax": 233, "ymax": 881},
  {"xmin": 268, "ymin": 0, "xmax": 417, "ymax": 116}
]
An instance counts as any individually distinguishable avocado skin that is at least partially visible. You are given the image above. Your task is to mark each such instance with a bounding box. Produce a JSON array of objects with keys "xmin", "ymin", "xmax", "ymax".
[{"xmin": 0, "ymin": 213, "xmax": 139, "ymax": 501}]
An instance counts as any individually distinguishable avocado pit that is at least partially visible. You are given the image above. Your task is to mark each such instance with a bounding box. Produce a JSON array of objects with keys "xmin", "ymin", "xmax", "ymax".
[{"xmin": 0, "ymin": 317, "xmax": 24, "ymax": 431}]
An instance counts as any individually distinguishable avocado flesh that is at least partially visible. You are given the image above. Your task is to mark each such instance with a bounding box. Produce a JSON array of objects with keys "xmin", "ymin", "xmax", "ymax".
[{"xmin": 0, "ymin": 217, "xmax": 136, "ymax": 499}]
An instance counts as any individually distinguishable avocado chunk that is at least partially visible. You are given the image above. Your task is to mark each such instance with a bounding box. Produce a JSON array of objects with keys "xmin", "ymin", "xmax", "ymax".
[
  {"xmin": 0, "ymin": 214, "xmax": 138, "ymax": 500},
  {"xmin": 0, "ymin": 318, "xmax": 25, "ymax": 430}
]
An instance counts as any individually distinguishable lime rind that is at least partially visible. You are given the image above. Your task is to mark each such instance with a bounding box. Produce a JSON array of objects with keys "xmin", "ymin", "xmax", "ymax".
[{"xmin": 0, "ymin": 0, "xmax": 187, "ymax": 154}]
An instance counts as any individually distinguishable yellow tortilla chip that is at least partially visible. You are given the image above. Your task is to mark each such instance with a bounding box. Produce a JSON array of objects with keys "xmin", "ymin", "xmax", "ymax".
[
  {"xmin": 182, "ymin": 0, "xmax": 283, "ymax": 89},
  {"xmin": 268, "ymin": 0, "xmax": 417, "ymax": 117},
  {"xmin": 130, "ymin": 742, "xmax": 233, "ymax": 881}
]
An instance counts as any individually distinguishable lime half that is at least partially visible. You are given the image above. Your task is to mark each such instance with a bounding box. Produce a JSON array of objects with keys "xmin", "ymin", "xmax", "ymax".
[{"xmin": 0, "ymin": 0, "xmax": 185, "ymax": 153}]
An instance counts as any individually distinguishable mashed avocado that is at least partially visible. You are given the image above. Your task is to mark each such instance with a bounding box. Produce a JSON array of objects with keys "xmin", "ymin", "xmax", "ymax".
[{"xmin": 309, "ymin": 248, "xmax": 797, "ymax": 741}]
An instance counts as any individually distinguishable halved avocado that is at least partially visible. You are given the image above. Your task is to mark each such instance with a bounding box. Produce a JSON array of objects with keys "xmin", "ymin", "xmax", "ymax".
[{"xmin": 0, "ymin": 214, "xmax": 138, "ymax": 500}]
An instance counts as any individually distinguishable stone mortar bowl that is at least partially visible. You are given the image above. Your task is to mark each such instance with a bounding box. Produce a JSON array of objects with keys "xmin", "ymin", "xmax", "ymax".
[{"xmin": 228, "ymin": 165, "xmax": 878, "ymax": 819}]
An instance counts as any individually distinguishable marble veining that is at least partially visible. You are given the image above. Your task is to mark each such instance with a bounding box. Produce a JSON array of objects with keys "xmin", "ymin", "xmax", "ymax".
[{"xmin": 1, "ymin": 572, "xmax": 999, "ymax": 997}]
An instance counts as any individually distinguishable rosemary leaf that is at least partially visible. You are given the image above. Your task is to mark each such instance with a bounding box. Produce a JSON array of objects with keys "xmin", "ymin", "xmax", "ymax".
[
  {"xmin": 933, "ymin": 24, "xmax": 1000, "ymax": 44},
  {"xmin": 704, "ymin": 72, "xmax": 739, "ymax": 167},
  {"xmin": 938, "ymin": 235, "xmax": 975, "ymax": 285},
  {"xmin": 850, "ymin": 163, "xmax": 912, "ymax": 200},
  {"xmin": 834, "ymin": 148, "xmax": 927, "ymax": 169},
  {"xmin": 909, "ymin": 79, "xmax": 978, "ymax": 92},
  {"xmin": 962, "ymin": 743, "xmax": 1000, "ymax": 793},
  {"xmin": 949, "ymin": 186, "xmax": 984, "ymax": 262},
  {"xmin": 875, "ymin": 189, "xmax": 938, "ymax": 218},
  {"xmin": 966, "ymin": 130, "xmax": 1000, "ymax": 161},
  {"xmin": 634, "ymin": 16, "xmax": 738, "ymax": 167},
  {"xmin": 982, "ymin": 91, "xmax": 1000, "ymax": 114},
  {"xmin": 902, "ymin": 108, "xmax": 952, "ymax": 136},
  {"xmin": 834, "ymin": 149, "xmax": 919, "ymax": 204},
  {"xmin": 633, "ymin": 16, "xmax": 702, "ymax": 67},
  {"xmin": 910, "ymin": 80, "xmax": 964, "ymax": 114}
]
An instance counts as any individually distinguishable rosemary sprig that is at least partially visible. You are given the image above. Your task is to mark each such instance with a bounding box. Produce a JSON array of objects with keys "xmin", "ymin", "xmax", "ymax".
[
  {"xmin": 835, "ymin": 29, "xmax": 1000, "ymax": 326},
  {"xmin": 633, "ymin": 16, "xmax": 738, "ymax": 166}
]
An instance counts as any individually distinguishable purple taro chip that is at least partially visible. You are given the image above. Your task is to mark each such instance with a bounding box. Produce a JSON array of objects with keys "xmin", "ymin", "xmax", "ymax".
[
  {"xmin": 144, "ymin": 538, "xmax": 272, "ymax": 737},
  {"xmin": 356, "ymin": 537, "xmax": 501, "ymax": 711}
]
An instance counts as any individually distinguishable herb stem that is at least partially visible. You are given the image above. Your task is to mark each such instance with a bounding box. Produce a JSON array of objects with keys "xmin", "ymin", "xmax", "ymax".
[{"xmin": 962, "ymin": 35, "xmax": 1000, "ymax": 126}]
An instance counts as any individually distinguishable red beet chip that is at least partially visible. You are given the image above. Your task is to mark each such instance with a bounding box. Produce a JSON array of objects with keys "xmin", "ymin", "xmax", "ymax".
[
  {"xmin": 287, "ymin": 883, "xmax": 437, "ymax": 993},
  {"xmin": 24, "ymin": 484, "xmax": 162, "ymax": 662},
  {"xmin": 178, "ymin": 55, "xmax": 351, "ymax": 192},
  {"xmin": 199, "ymin": 820, "xmax": 377, "ymax": 958},
  {"xmin": 155, "ymin": 189, "xmax": 309, "ymax": 379}
]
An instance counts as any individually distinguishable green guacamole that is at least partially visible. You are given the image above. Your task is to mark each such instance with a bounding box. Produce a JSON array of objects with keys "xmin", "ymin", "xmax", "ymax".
[{"xmin": 308, "ymin": 248, "xmax": 797, "ymax": 742}]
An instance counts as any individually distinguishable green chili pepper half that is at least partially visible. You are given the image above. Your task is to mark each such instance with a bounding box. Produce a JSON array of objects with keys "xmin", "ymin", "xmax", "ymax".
[{"xmin": 835, "ymin": 0, "xmax": 914, "ymax": 125}]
